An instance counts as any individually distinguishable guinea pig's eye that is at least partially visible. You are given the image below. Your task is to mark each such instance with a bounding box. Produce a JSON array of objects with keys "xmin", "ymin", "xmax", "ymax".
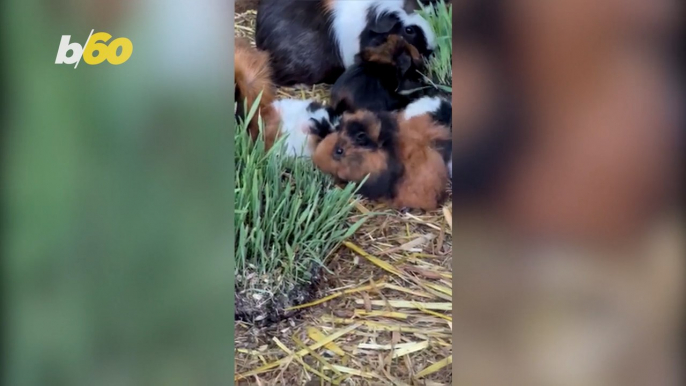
[
  {"xmin": 404, "ymin": 26, "xmax": 416, "ymax": 35},
  {"xmin": 335, "ymin": 146, "xmax": 344, "ymax": 156},
  {"xmin": 354, "ymin": 132, "xmax": 370, "ymax": 146}
]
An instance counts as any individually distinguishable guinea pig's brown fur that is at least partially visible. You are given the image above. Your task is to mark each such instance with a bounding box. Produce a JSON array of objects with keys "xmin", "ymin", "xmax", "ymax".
[
  {"xmin": 360, "ymin": 34, "xmax": 422, "ymax": 65},
  {"xmin": 395, "ymin": 113, "xmax": 452, "ymax": 209},
  {"xmin": 312, "ymin": 110, "xmax": 450, "ymax": 210},
  {"xmin": 234, "ymin": 37, "xmax": 281, "ymax": 150}
]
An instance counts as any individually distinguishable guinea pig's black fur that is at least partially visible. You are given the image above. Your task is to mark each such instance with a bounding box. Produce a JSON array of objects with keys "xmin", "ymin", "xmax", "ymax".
[
  {"xmin": 308, "ymin": 106, "xmax": 339, "ymax": 140},
  {"xmin": 255, "ymin": 0, "xmax": 343, "ymax": 86},
  {"xmin": 428, "ymin": 97, "xmax": 453, "ymax": 164},
  {"xmin": 255, "ymin": 0, "xmax": 435, "ymax": 86},
  {"xmin": 330, "ymin": 35, "xmax": 426, "ymax": 113},
  {"xmin": 340, "ymin": 114, "xmax": 406, "ymax": 202},
  {"xmin": 429, "ymin": 97, "xmax": 452, "ymax": 126}
]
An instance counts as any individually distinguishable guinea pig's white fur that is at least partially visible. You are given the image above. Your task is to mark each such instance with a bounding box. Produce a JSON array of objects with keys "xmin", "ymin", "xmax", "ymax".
[
  {"xmin": 271, "ymin": 99, "xmax": 333, "ymax": 157},
  {"xmin": 403, "ymin": 95, "xmax": 443, "ymax": 119},
  {"xmin": 330, "ymin": 0, "xmax": 436, "ymax": 68},
  {"xmin": 402, "ymin": 96, "xmax": 453, "ymax": 177}
]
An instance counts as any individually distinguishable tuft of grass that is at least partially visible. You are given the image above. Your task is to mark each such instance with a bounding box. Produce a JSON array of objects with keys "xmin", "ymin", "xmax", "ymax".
[
  {"xmin": 234, "ymin": 94, "xmax": 367, "ymax": 320},
  {"xmin": 418, "ymin": 0, "xmax": 452, "ymax": 93}
]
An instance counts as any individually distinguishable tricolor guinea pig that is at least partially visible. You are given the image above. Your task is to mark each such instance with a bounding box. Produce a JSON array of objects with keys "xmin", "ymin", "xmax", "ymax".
[
  {"xmin": 311, "ymin": 108, "xmax": 450, "ymax": 210},
  {"xmin": 330, "ymin": 35, "xmax": 427, "ymax": 113},
  {"xmin": 255, "ymin": 0, "xmax": 436, "ymax": 86}
]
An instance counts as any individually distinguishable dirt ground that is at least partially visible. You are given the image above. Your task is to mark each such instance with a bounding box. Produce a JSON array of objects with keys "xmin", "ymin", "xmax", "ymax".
[{"xmin": 236, "ymin": 0, "xmax": 258, "ymax": 14}]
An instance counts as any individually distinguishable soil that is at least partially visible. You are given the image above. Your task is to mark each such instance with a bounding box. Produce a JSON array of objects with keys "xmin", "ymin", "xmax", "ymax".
[
  {"xmin": 235, "ymin": 0, "xmax": 259, "ymax": 13},
  {"xmin": 234, "ymin": 264, "xmax": 325, "ymax": 326}
]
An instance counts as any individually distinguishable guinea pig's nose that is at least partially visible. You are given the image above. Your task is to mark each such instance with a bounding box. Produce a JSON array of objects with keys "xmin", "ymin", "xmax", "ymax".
[{"xmin": 333, "ymin": 146, "xmax": 344, "ymax": 160}]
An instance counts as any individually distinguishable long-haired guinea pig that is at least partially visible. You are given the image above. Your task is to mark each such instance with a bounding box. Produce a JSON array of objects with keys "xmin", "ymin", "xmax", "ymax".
[
  {"xmin": 401, "ymin": 96, "xmax": 453, "ymax": 177},
  {"xmin": 255, "ymin": 0, "xmax": 435, "ymax": 86},
  {"xmin": 311, "ymin": 109, "xmax": 450, "ymax": 211},
  {"xmin": 234, "ymin": 37, "xmax": 281, "ymax": 150},
  {"xmin": 330, "ymin": 35, "xmax": 426, "ymax": 113}
]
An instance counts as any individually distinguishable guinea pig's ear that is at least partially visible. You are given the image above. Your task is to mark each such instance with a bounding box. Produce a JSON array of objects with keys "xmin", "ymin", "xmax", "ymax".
[{"xmin": 369, "ymin": 12, "xmax": 400, "ymax": 34}]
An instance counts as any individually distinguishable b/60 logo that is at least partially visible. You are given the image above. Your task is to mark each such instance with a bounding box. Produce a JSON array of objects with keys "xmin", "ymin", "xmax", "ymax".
[{"xmin": 55, "ymin": 29, "xmax": 133, "ymax": 68}]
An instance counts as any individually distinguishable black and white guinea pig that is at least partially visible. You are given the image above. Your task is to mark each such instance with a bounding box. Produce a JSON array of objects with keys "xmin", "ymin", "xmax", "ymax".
[
  {"xmin": 401, "ymin": 96, "xmax": 453, "ymax": 177},
  {"xmin": 330, "ymin": 35, "xmax": 427, "ymax": 113},
  {"xmin": 255, "ymin": 0, "xmax": 436, "ymax": 86}
]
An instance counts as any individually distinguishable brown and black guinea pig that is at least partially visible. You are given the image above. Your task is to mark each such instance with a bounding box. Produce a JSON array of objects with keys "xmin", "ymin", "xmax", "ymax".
[
  {"xmin": 234, "ymin": 37, "xmax": 281, "ymax": 150},
  {"xmin": 311, "ymin": 105, "xmax": 450, "ymax": 211},
  {"xmin": 329, "ymin": 34, "xmax": 427, "ymax": 113}
]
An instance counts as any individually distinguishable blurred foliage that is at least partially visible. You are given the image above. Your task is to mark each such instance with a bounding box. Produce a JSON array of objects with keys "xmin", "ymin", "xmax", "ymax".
[{"xmin": 1, "ymin": 0, "xmax": 233, "ymax": 385}]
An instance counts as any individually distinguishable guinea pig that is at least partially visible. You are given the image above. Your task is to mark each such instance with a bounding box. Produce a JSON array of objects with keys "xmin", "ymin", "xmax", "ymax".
[
  {"xmin": 270, "ymin": 99, "xmax": 336, "ymax": 157},
  {"xmin": 401, "ymin": 95, "xmax": 453, "ymax": 177},
  {"xmin": 330, "ymin": 35, "xmax": 427, "ymax": 113},
  {"xmin": 255, "ymin": 0, "xmax": 435, "ymax": 86},
  {"xmin": 311, "ymin": 109, "xmax": 450, "ymax": 211},
  {"xmin": 234, "ymin": 37, "xmax": 281, "ymax": 150}
]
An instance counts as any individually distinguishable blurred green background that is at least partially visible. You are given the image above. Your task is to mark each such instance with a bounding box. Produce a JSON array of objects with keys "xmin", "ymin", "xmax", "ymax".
[{"xmin": 1, "ymin": 0, "xmax": 234, "ymax": 385}]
